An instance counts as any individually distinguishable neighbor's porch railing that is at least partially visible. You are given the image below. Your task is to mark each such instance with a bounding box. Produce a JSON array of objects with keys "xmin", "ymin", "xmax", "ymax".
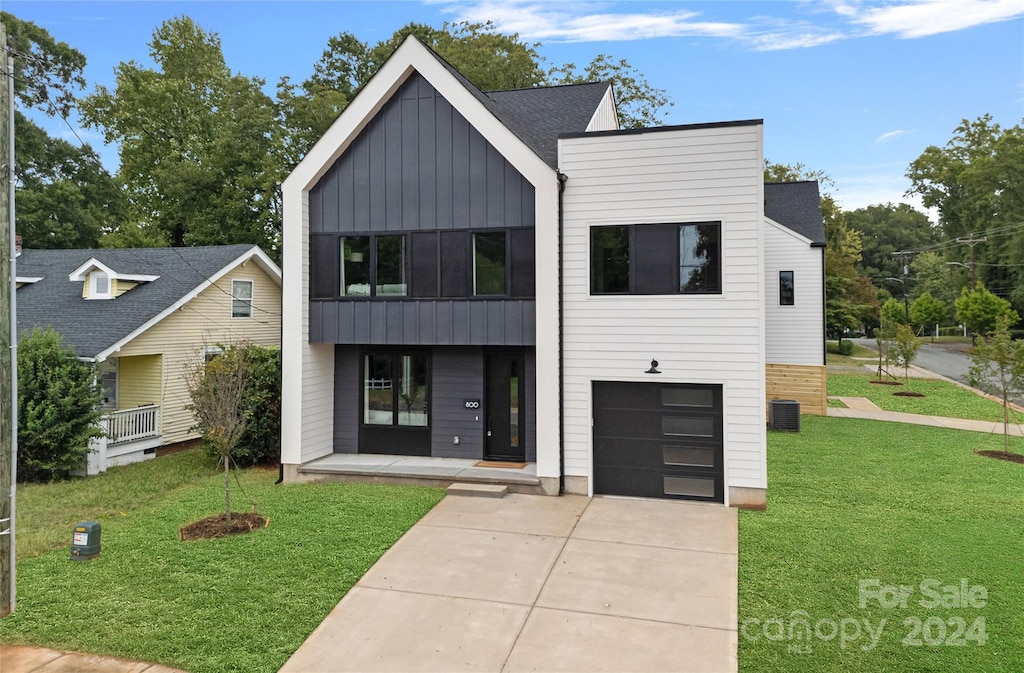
[{"xmin": 103, "ymin": 405, "xmax": 160, "ymax": 445}]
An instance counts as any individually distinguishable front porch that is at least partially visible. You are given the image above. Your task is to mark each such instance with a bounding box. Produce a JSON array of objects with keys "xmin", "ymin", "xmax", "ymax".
[
  {"xmin": 290, "ymin": 454, "xmax": 553, "ymax": 495},
  {"xmin": 82, "ymin": 405, "xmax": 162, "ymax": 476}
]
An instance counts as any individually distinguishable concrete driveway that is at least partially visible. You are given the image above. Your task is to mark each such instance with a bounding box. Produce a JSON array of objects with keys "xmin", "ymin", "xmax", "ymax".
[{"xmin": 280, "ymin": 493, "xmax": 738, "ymax": 673}]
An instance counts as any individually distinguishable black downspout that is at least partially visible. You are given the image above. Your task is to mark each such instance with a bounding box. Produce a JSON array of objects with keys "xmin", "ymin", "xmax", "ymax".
[{"xmin": 557, "ymin": 171, "xmax": 568, "ymax": 495}]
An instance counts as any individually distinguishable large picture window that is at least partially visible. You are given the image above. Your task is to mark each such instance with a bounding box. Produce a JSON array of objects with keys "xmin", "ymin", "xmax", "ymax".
[
  {"xmin": 363, "ymin": 352, "xmax": 429, "ymax": 427},
  {"xmin": 473, "ymin": 232, "xmax": 507, "ymax": 295},
  {"xmin": 590, "ymin": 222, "xmax": 722, "ymax": 296}
]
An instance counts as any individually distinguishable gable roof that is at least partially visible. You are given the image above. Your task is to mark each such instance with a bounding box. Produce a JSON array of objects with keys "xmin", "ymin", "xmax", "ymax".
[
  {"xmin": 15, "ymin": 244, "xmax": 280, "ymax": 359},
  {"xmin": 485, "ymin": 82, "xmax": 612, "ymax": 168},
  {"xmin": 764, "ymin": 181, "xmax": 826, "ymax": 246}
]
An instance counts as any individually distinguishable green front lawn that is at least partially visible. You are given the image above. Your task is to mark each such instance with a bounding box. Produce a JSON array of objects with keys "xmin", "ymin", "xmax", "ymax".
[
  {"xmin": 826, "ymin": 340, "xmax": 877, "ymax": 366},
  {"xmin": 740, "ymin": 416, "xmax": 1023, "ymax": 672},
  {"xmin": 828, "ymin": 374, "xmax": 1020, "ymax": 422},
  {"xmin": 0, "ymin": 452, "xmax": 445, "ymax": 673}
]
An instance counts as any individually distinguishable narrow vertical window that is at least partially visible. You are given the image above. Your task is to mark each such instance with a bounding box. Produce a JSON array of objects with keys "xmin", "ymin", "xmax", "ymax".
[
  {"xmin": 363, "ymin": 355, "xmax": 393, "ymax": 425},
  {"xmin": 473, "ymin": 232, "xmax": 506, "ymax": 295},
  {"xmin": 397, "ymin": 355, "xmax": 429, "ymax": 426},
  {"xmin": 376, "ymin": 235, "xmax": 406, "ymax": 296},
  {"xmin": 679, "ymin": 223, "xmax": 721, "ymax": 294},
  {"xmin": 509, "ymin": 359, "xmax": 520, "ymax": 449},
  {"xmin": 591, "ymin": 226, "xmax": 630, "ymax": 294},
  {"xmin": 231, "ymin": 280, "xmax": 253, "ymax": 318},
  {"xmin": 779, "ymin": 271, "xmax": 795, "ymax": 305},
  {"xmin": 341, "ymin": 236, "xmax": 370, "ymax": 296}
]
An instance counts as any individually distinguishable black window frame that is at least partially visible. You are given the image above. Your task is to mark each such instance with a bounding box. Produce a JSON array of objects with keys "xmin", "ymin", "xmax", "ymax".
[
  {"xmin": 472, "ymin": 231, "xmax": 509, "ymax": 297},
  {"xmin": 359, "ymin": 349, "xmax": 432, "ymax": 430},
  {"xmin": 590, "ymin": 222, "xmax": 723, "ymax": 297},
  {"xmin": 779, "ymin": 270, "xmax": 794, "ymax": 306}
]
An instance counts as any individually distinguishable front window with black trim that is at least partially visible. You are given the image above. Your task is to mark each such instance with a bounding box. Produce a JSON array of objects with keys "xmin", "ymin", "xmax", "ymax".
[
  {"xmin": 473, "ymin": 232, "xmax": 506, "ymax": 295},
  {"xmin": 779, "ymin": 270, "xmax": 794, "ymax": 305},
  {"xmin": 341, "ymin": 237, "xmax": 370, "ymax": 296},
  {"xmin": 590, "ymin": 222, "xmax": 722, "ymax": 296},
  {"xmin": 376, "ymin": 235, "xmax": 406, "ymax": 296},
  {"xmin": 363, "ymin": 352, "xmax": 429, "ymax": 427}
]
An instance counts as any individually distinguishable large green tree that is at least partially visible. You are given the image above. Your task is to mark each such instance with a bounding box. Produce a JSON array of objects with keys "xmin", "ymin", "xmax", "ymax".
[
  {"xmin": 907, "ymin": 115, "xmax": 1024, "ymax": 317},
  {"xmin": 3, "ymin": 12, "xmax": 127, "ymax": 249},
  {"xmin": 81, "ymin": 16, "xmax": 279, "ymax": 254},
  {"xmin": 845, "ymin": 202, "xmax": 939, "ymax": 281}
]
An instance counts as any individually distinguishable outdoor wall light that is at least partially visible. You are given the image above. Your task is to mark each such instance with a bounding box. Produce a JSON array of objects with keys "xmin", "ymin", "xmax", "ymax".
[{"xmin": 645, "ymin": 359, "xmax": 661, "ymax": 374}]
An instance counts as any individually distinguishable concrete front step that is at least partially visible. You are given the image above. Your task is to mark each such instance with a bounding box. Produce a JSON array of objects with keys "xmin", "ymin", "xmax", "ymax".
[{"xmin": 446, "ymin": 483, "xmax": 508, "ymax": 498}]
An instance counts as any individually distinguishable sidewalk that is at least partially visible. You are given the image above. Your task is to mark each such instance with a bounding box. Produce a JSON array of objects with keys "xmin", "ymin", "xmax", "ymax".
[
  {"xmin": 827, "ymin": 405, "xmax": 1024, "ymax": 437},
  {"xmin": 0, "ymin": 645, "xmax": 185, "ymax": 673}
]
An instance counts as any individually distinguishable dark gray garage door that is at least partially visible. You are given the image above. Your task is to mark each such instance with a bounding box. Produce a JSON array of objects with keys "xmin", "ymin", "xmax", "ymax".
[{"xmin": 593, "ymin": 382, "xmax": 723, "ymax": 502}]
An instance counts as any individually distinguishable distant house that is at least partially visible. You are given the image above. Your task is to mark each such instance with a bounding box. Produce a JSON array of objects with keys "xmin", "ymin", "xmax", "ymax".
[
  {"xmin": 16, "ymin": 243, "xmax": 281, "ymax": 474},
  {"xmin": 279, "ymin": 36, "xmax": 828, "ymax": 509},
  {"xmin": 764, "ymin": 181, "xmax": 827, "ymax": 415}
]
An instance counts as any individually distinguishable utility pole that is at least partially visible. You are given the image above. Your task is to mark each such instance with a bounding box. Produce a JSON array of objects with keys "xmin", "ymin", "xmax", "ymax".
[
  {"xmin": 891, "ymin": 250, "xmax": 912, "ymax": 324},
  {"xmin": 955, "ymin": 235, "xmax": 986, "ymax": 288},
  {"xmin": 0, "ymin": 22, "xmax": 16, "ymax": 618}
]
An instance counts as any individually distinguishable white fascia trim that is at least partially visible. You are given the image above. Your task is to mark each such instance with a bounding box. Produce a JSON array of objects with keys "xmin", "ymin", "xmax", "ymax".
[
  {"xmin": 93, "ymin": 246, "xmax": 278, "ymax": 362},
  {"xmin": 16, "ymin": 276, "xmax": 42, "ymax": 284},
  {"xmin": 765, "ymin": 216, "xmax": 816, "ymax": 247},
  {"xmin": 284, "ymin": 35, "xmax": 554, "ymax": 195},
  {"xmin": 69, "ymin": 257, "xmax": 160, "ymax": 283}
]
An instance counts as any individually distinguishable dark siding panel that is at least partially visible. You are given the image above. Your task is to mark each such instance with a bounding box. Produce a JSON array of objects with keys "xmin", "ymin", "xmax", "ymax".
[
  {"xmin": 309, "ymin": 301, "xmax": 323, "ymax": 343},
  {"xmin": 504, "ymin": 165, "xmax": 522, "ymax": 227},
  {"xmin": 486, "ymin": 302, "xmax": 504, "ymax": 343},
  {"xmin": 486, "ymin": 145, "xmax": 504, "ymax": 227},
  {"xmin": 387, "ymin": 302, "xmax": 404, "ymax": 344},
  {"xmin": 401, "ymin": 98, "xmax": 419, "ymax": 231},
  {"xmin": 452, "ymin": 302, "xmax": 470, "ymax": 344},
  {"xmin": 368, "ymin": 117, "xmax": 386, "ymax": 228},
  {"xmin": 320, "ymin": 302, "xmax": 338, "ymax": 343},
  {"xmin": 504, "ymin": 301, "xmax": 522, "ymax": 344},
  {"xmin": 469, "ymin": 302, "xmax": 487, "ymax": 344},
  {"xmin": 468, "ymin": 129, "xmax": 487, "ymax": 226},
  {"xmin": 418, "ymin": 302, "xmax": 435, "ymax": 343},
  {"xmin": 410, "ymin": 232, "xmax": 439, "ymax": 298},
  {"xmin": 321, "ymin": 168, "xmax": 339, "ymax": 233},
  {"xmin": 310, "ymin": 235, "xmax": 339, "ymax": 299},
  {"xmin": 451, "ymin": 113, "xmax": 471, "ymax": 228},
  {"xmin": 309, "ymin": 187, "xmax": 323, "ymax": 233},
  {"xmin": 431, "ymin": 347, "xmax": 485, "ymax": 459},
  {"xmin": 510, "ymin": 228, "xmax": 535, "ymax": 298},
  {"xmin": 440, "ymin": 231, "xmax": 469, "ymax": 297},
  {"xmin": 435, "ymin": 301, "xmax": 453, "ymax": 345},
  {"xmin": 524, "ymin": 349, "xmax": 537, "ymax": 462},
  {"xmin": 370, "ymin": 302, "xmax": 387, "ymax": 343},
  {"xmin": 333, "ymin": 346, "xmax": 359, "ymax": 453},
  {"xmin": 434, "ymin": 98, "xmax": 453, "ymax": 229},
  {"xmin": 522, "ymin": 180, "xmax": 535, "ymax": 227},
  {"xmin": 337, "ymin": 152, "xmax": 354, "ymax": 232},
  {"xmin": 352, "ymin": 129, "xmax": 370, "ymax": 228},
  {"xmin": 383, "ymin": 101, "xmax": 403, "ymax": 231},
  {"xmin": 418, "ymin": 96, "xmax": 436, "ymax": 230},
  {"xmin": 337, "ymin": 302, "xmax": 355, "ymax": 343}
]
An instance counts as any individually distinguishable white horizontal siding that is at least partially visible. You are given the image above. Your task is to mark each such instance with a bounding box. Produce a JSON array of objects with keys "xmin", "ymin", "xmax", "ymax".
[
  {"xmin": 764, "ymin": 220, "xmax": 825, "ymax": 366},
  {"xmin": 559, "ymin": 124, "xmax": 768, "ymax": 495}
]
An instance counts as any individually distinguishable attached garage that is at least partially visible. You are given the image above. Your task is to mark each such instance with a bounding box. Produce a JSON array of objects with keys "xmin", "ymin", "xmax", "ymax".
[{"xmin": 593, "ymin": 382, "xmax": 724, "ymax": 502}]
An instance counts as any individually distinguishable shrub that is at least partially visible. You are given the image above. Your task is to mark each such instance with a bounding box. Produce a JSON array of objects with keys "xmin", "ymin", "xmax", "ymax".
[
  {"xmin": 17, "ymin": 327, "xmax": 103, "ymax": 482},
  {"xmin": 199, "ymin": 343, "xmax": 280, "ymax": 467},
  {"xmin": 838, "ymin": 340, "xmax": 854, "ymax": 356}
]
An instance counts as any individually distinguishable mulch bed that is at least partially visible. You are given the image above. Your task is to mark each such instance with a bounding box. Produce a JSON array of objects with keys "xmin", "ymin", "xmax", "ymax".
[
  {"xmin": 893, "ymin": 391, "xmax": 925, "ymax": 397},
  {"xmin": 180, "ymin": 513, "xmax": 267, "ymax": 541},
  {"xmin": 870, "ymin": 379, "xmax": 902, "ymax": 386},
  {"xmin": 976, "ymin": 450, "xmax": 1024, "ymax": 465}
]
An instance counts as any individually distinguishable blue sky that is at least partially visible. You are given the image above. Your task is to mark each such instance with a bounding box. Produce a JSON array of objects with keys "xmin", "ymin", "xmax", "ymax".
[{"xmin": 7, "ymin": 1, "xmax": 1024, "ymax": 218}]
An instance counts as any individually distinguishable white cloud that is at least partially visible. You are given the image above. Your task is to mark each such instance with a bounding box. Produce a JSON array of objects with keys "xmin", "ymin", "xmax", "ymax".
[
  {"xmin": 851, "ymin": 0, "xmax": 1024, "ymax": 38},
  {"xmin": 746, "ymin": 28, "xmax": 846, "ymax": 51},
  {"xmin": 446, "ymin": 1, "xmax": 744, "ymax": 42},
  {"xmin": 875, "ymin": 129, "xmax": 914, "ymax": 143}
]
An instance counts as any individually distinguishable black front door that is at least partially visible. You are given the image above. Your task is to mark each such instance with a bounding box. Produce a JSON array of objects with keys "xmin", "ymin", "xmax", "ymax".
[{"xmin": 484, "ymin": 352, "xmax": 525, "ymax": 461}]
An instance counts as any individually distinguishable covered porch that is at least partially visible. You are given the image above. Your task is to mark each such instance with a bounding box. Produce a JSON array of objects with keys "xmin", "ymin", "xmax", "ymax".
[
  {"xmin": 290, "ymin": 454, "xmax": 551, "ymax": 495},
  {"xmin": 82, "ymin": 405, "xmax": 162, "ymax": 476}
]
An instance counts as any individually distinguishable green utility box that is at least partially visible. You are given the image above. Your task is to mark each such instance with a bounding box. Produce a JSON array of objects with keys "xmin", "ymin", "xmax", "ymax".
[{"xmin": 70, "ymin": 521, "xmax": 101, "ymax": 560}]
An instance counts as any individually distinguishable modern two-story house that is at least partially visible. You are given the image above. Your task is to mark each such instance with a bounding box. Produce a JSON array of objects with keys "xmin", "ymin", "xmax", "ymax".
[{"xmin": 282, "ymin": 37, "xmax": 824, "ymax": 509}]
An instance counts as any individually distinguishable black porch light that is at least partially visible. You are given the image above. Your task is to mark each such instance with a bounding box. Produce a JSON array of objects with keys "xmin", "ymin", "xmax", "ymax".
[{"xmin": 645, "ymin": 359, "xmax": 661, "ymax": 374}]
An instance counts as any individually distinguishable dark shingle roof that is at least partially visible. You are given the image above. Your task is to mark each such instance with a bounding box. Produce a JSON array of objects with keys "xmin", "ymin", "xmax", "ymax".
[
  {"xmin": 764, "ymin": 181, "xmax": 826, "ymax": 246},
  {"xmin": 486, "ymin": 83, "xmax": 613, "ymax": 168},
  {"xmin": 423, "ymin": 39, "xmax": 611, "ymax": 168},
  {"xmin": 16, "ymin": 244, "xmax": 259, "ymax": 358}
]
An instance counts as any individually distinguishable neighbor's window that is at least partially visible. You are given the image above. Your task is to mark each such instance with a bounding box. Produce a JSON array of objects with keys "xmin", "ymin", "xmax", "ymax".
[
  {"xmin": 679, "ymin": 223, "xmax": 721, "ymax": 294},
  {"xmin": 591, "ymin": 226, "xmax": 630, "ymax": 294},
  {"xmin": 231, "ymin": 280, "xmax": 253, "ymax": 318},
  {"xmin": 91, "ymin": 272, "xmax": 111, "ymax": 298},
  {"xmin": 341, "ymin": 236, "xmax": 370, "ymax": 296},
  {"xmin": 376, "ymin": 235, "xmax": 407, "ymax": 296},
  {"xmin": 779, "ymin": 271, "xmax": 794, "ymax": 306},
  {"xmin": 473, "ymin": 232, "xmax": 506, "ymax": 295}
]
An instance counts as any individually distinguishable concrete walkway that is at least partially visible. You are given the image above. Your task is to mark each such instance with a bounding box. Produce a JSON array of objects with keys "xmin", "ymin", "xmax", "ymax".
[
  {"xmin": 280, "ymin": 493, "xmax": 738, "ymax": 673},
  {"xmin": 1, "ymin": 646, "xmax": 185, "ymax": 673},
  {"xmin": 827, "ymin": 405, "xmax": 1024, "ymax": 437}
]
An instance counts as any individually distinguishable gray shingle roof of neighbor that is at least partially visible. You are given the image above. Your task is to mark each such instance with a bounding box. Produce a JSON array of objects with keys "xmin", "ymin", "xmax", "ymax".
[
  {"xmin": 764, "ymin": 181, "xmax": 827, "ymax": 246},
  {"xmin": 15, "ymin": 244, "xmax": 261, "ymax": 359},
  {"xmin": 423, "ymin": 38, "xmax": 612, "ymax": 169}
]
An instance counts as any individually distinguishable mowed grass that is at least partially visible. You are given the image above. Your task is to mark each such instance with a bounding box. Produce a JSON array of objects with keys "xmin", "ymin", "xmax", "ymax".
[
  {"xmin": 0, "ymin": 452, "xmax": 445, "ymax": 673},
  {"xmin": 739, "ymin": 416, "xmax": 1023, "ymax": 672},
  {"xmin": 826, "ymin": 340, "xmax": 877, "ymax": 365},
  {"xmin": 828, "ymin": 374, "xmax": 1020, "ymax": 422}
]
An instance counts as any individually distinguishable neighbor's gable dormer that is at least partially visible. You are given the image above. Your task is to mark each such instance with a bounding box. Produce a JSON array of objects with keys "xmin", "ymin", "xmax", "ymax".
[{"xmin": 68, "ymin": 258, "xmax": 159, "ymax": 300}]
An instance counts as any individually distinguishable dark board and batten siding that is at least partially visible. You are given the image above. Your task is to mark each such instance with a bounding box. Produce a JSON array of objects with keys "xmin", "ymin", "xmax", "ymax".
[
  {"xmin": 332, "ymin": 347, "xmax": 360, "ymax": 454},
  {"xmin": 311, "ymin": 300, "xmax": 536, "ymax": 346},
  {"xmin": 310, "ymin": 72, "xmax": 536, "ymax": 234}
]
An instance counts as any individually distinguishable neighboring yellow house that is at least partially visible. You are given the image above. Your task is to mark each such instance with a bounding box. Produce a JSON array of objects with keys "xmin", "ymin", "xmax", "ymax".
[{"xmin": 16, "ymin": 243, "xmax": 282, "ymax": 474}]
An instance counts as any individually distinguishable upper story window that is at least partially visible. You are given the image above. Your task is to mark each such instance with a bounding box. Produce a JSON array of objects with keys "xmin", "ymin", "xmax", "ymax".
[
  {"xmin": 232, "ymin": 280, "xmax": 253, "ymax": 318},
  {"xmin": 591, "ymin": 222, "xmax": 722, "ymax": 296},
  {"xmin": 310, "ymin": 229, "xmax": 534, "ymax": 300},
  {"xmin": 779, "ymin": 271, "xmax": 795, "ymax": 306},
  {"xmin": 90, "ymin": 272, "xmax": 111, "ymax": 298}
]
